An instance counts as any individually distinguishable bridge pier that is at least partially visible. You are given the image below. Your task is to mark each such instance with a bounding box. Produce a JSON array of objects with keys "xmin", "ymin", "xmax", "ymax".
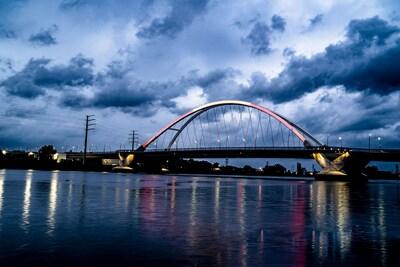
[{"xmin": 313, "ymin": 151, "xmax": 369, "ymax": 181}]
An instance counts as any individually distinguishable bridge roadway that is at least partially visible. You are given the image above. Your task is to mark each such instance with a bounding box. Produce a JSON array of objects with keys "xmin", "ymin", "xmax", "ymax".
[{"xmin": 66, "ymin": 146, "xmax": 400, "ymax": 162}]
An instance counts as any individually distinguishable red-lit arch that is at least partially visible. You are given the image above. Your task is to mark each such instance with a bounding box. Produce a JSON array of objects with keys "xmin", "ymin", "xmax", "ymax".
[{"xmin": 140, "ymin": 100, "xmax": 321, "ymax": 150}]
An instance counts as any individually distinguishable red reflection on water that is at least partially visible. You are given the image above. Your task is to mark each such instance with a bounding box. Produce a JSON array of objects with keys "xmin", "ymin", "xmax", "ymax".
[{"xmin": 292, "ymin": 184, "xmax": 307, "ymax": 267}]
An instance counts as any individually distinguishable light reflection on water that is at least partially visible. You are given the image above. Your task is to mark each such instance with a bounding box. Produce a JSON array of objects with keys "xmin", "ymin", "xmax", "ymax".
[
  {"xmin": 21, "ymin": 170, "xmax": 33, "ymax": 231},
  {"xmin": 0, "ymin": 169, "xmax": 399, "ymax": 266},
  {"xmin": 47, "ymin": 171, "xmax": 58, "ymax": 235},
  {"xmin": 0, "ymin": 169, "xmax": 5, "ymax": 221}
]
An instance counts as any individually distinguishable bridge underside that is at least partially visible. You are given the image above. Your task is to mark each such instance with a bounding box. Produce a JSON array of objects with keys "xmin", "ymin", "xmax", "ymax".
[
  {"xmin": 64, "ymin": 147, "xmax": 400, "ymax": 179},
  {"xmin": 122, "ymin": 148, "xmax": 399, "ymax": 179},
  {"xmin": 135, "ymin": 148, "xmax": 315, "ymax": 159},
  {"xmin": 131, "ymin": 148, "xmax": 400, "ymax": 161}
]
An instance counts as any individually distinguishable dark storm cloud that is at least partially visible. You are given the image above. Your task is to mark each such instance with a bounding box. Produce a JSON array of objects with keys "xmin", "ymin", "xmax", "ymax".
[
  {"xmin": 136, "ymin": 0, "xmax": 210, "ymax": 39},
  {"xmin": 192, "ymin": 68, "xmax": 237, "ymax": 88},
  {"xmin": 337, "ymin": 98, "xmax": 400, "ymax": 132},
  {"xmin": 2, "ymin": 76, "xmax": 45, "ymax": 98},
  {"xmin": 338, "ymin": 118, "xmax": 387, "ymax": 132},
  {"xmin": 60, "ymin": 65, "xmax": 238, "ymax": 117},
  {"xmin": 346, "ymin": 16, "xmax": 399, "ymax": 45},
  {"xmin": 245, "ymin": 22, "xmax": 272, "ymax": 55},
  {"xmin": 1, "ymin": 54, "xmax": 94, "ymax": 98},
  {"xmin": 271, "ymin": 15, "xmax": 286, "ymax": 32},
  {"xmin": 91, "ymin": 80, "xmax": 163, "ymax": 108},
  {"xmin": 60, "ymin": 79, "xmax": 166, "ymax": 117},
  {"xmin": 34, "ymin": 55, "xmax": 94, "ymax": 87},
  {"xmin": 309, "ymin": 14, "xmax": 323, "ymax": 27},
  {"xmin": 59, "ymin": 0, "xmax": 86, "ymax": 9},
  {"xmin": 4, "ymin": 106, "xmax": 45, "ymax": 118},
  {"xmin": 93, "ymin": 92, "xmax": 158, "ymax": 117},
  {"xmin": 60, "ymin": 93, "xmax": 88, "ymax": 108},
  {"xmin": 0, "ymin": 24, "xmax": 16, "ymax": 39},
  {"xmin": 282, "ymin": 47, "xmax": 295, "ymax": 57},
  {"xmin": 0, "ymin": 58, "xmax": 13, "ymax": 73},
  {"xmin": 29, "ymin": 25, "xmax": 58, "ymax": 46},
  {"xmin": 245, "ymin": 16, "xmax": 400, "ymax": 103}
]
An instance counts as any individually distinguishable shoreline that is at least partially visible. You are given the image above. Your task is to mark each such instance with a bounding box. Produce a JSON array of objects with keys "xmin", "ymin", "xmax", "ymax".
[
  {"xmin": 1, "ymin": 167, "xmax": 399, "ymax": 182},
  {"xmin": 168, "ymin": 173, "xmax": 315, "ymax": 181},
  {"xmin": 168, "ymin": 173, "xmax": 400, "ymax": 183}
]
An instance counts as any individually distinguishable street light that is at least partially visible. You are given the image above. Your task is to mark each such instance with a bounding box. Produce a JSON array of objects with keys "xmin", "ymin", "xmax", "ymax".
[
  {"xmin": 377, "ymin": 136, "xmax": 381, "ymax": 149},
  {"xmin": 338, "ymin": 136, "xmax": 342, "ymax": 148}
]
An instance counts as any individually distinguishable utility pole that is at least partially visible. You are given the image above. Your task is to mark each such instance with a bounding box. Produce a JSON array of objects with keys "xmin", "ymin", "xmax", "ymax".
[
  {"xmin": 83, "ymin": 115, "xmax": 96, "ymax": 166},
  {"xmin": 129, "ymin": 130, "xmax": 139, "ymax": 151}
]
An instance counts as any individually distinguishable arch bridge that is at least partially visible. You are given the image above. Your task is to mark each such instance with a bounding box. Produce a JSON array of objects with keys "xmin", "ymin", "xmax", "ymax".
[
  {"xmin": 118, "ymin": 100, "xmax": 400, "ymax": 178},
  {"xmin": 140, "ymin": 100, "xmax": 321, "ymax": 150}
]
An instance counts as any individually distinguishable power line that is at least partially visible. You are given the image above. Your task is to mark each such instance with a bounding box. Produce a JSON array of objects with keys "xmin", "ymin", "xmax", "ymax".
[
  {"xmin": 83, "ymin": 115, "xmax": 96, "ymax": 166},
  {"xmin": 128, "ymin": 130, "xmax": 139, "ymax": 151}
]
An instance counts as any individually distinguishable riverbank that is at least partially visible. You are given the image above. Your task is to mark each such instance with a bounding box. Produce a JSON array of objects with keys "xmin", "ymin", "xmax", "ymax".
[
  {"xmin": 1, "ymin": 167, "xmax": 399, "ymax": 182},
  {"xmin": 170, "ymin": 173, "xmax": 315, "ymax": 181}
]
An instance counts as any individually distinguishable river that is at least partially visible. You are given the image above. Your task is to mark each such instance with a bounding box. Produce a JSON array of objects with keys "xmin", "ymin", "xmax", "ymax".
[{"xmin": 0, "ymin": 169, "xmax": 399, "ymax": 266}]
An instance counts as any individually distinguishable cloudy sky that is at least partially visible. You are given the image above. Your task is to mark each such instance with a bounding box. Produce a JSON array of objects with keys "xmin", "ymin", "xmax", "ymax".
[{"xmin": 0, "ymin": 0, "xmax": 399, "ymax": 151}]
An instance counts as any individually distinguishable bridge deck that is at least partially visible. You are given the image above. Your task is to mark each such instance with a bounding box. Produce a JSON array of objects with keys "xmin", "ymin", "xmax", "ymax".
[
  {"xmin": 134, "ymin": 147, "xmax": 400, "ymax": 161},
  {"xmin": 65, "ymin": 147, "xmax": 400, "ymax": 162}
]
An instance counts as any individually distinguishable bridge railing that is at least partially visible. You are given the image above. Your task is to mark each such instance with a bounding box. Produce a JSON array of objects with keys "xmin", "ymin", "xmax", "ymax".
[
  {"xmin": 143, "ymin": 146, "xmax": 312, "ymax": 152},
  {"xmin": 115, "ymin": 146, "xmax": 399, "ymax": 153}
]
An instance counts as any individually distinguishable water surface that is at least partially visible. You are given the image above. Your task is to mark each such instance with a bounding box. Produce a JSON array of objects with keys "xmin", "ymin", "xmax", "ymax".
[{"xmin": 0, "ymin": 169, "xmax": 399, "ymax": 266}]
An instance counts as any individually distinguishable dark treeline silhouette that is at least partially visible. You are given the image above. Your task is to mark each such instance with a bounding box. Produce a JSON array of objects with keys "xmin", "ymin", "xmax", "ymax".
[
  {"xmin": 0, "ymin": 145, "xmax": 110, "ymax": 172},
  {"xmin": 151, "ymin": 158, "xmax": 313, "ymax": 177}
]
